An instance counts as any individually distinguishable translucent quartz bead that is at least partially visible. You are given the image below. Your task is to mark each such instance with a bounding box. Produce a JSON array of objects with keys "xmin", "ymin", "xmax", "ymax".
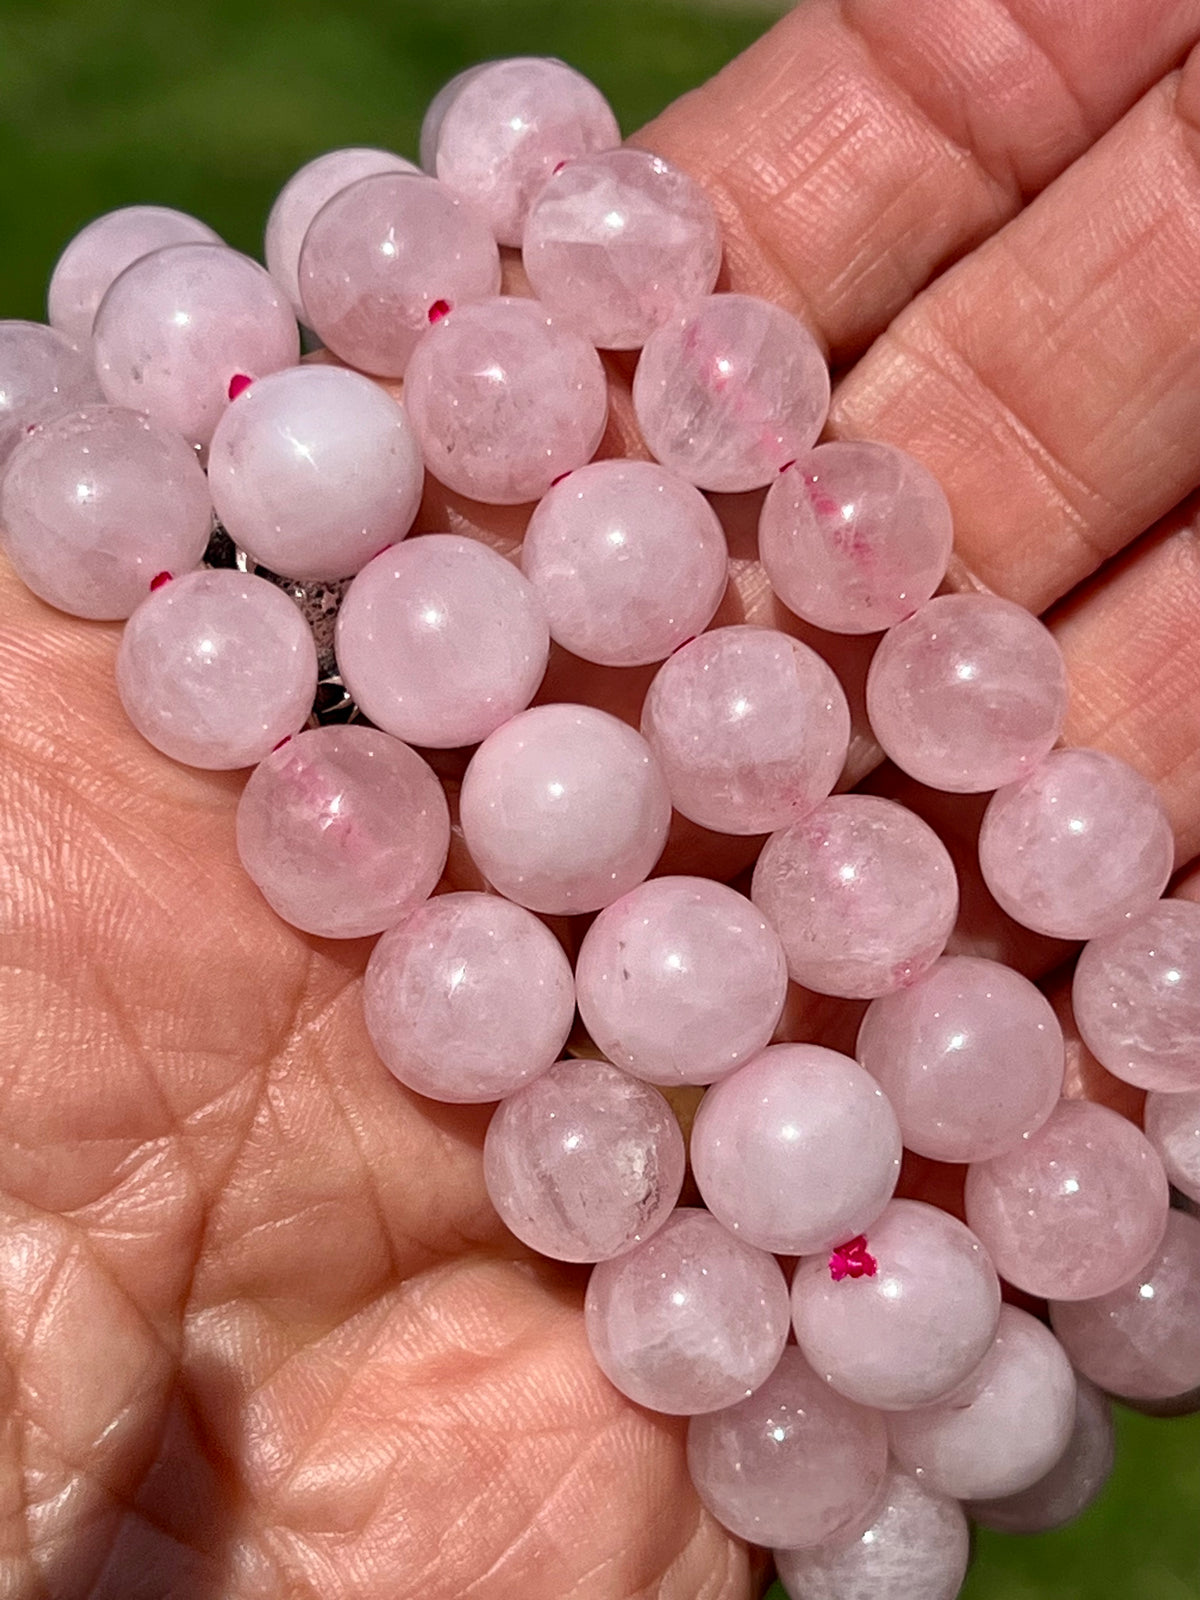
[
  {"xmin": 483, "ymin": 1057, "xmax": 684, "ymax": 1261},
  {"xmin": 207, "ymin": 364, "xmax": 424, "ymax": 582},
  {"xmin": 978, "ymin": 748, "xmax": 1175, "ymax": 941},
  {"xmin": 1072, "ymin": 900, "xmax": 1200, "ymax": 1093},
  {"xmin": 335, "ymin": 535, "xmax": 549, "ymax": 748},
  {"xmin": 0, "ymin": 320, "xmax": 101, "ymax": 465},
  {"xmin": 865, "ymin": 594, "xmax": 1069, "ymax": 793},
  {"xmin": 0, "ymin": 405, "xmax": 212, "ymax": 619},
  {"xmin": 93, "ymin": 243, "xmax": 299, "ymax": 450},
  {"xmin": 964, "ymin": 1099, "xmax": 1170, "ymax": 1301},
  {"xmin": 519, "ymin": 459, "xmax": 728, "ymax": 667},
  {"xmin": 751, "ymin": 796, "xmax": 959, "ymax": 999},
  {"xmin": 521, "ymin": 148, "xmax": 722, "ymax": 349},
  {"xmin": 888, "ymin": 1306, "xmax": 1077, "ymax": 1500},
  {"xmin": 1144, "ymin": 1090, "xmax": 1200, "ymax": 1203},
  {"xmin": 759, "ymin": 442, "xmax": 954, "ymax": 635},
  {"xmin": 458, "ymin": 704, "xmax": 670, "ymax": 914},
  {"xmin": 774, "ymin": 1466, "xmax": 970, "ymax": 1600},
  {"xmin": 403, "ymin": 297, "xmax": 608, "ymax": 504},
  {"xmin": 790, "ymin": 1199, "xmax": 1001, "ymax": 1411},
  {"xmin": 116, "ymin": 570, "xmax": 317, "ymax": 769},
  {"xmin": 968, "ymin": 1375, "xmax": 1115, "ymax": 1534},
  {"xmin": 424, "ymin": 56, "xmax": 620, "ymax": 246},
  {"xmin": 48, "ymin": 205, "xmax": 223, "ymax": 342},
  {"xmin": 297, "ymin": 173, "xmax": 501, "ymax": 377},
  {"xmin": 574, "ymin": 875, "xmax": 788, "ymax": 1086},
  {"xmin": 583, "ymin": 1207, "xmax": 790, "ymax": 1413},
  {"xmin": 1050, "ymin": 1210, "xmax": 1200, "ymax": 1401},
  {"xmin": 855, "ymin": 956, "xmax": 1064, "ymax": 1163},
  {"xmin": 362, "ymin": 891, "xmax": 574, "ymax": 1102},
  {"xmin": 264, "ymin": 147, "xmax": 420, "ymax": 321},
  {"xmin": 632, "ymin": 294, "xmax": 830, "ymax": 493},
  {"xmin": 235, "ymin": 725, "xmax": 449, "ymax": 938},
  {"xmin": 690, "ymin": 1043, "xmax": 901, "ymax": 1255},
  {"xmin": 687, "ymin": 1346, "xmax": 888, "ymax": 1550},
  {"xmin": 639, "ymin": 625, "xmax": 850, "ymax": 835}
]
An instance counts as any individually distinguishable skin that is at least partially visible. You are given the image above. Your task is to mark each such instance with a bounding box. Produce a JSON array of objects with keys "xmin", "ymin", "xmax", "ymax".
[{"xmin": 4, "ymin": 2, "xmax": 1200, "ymax": 1594}]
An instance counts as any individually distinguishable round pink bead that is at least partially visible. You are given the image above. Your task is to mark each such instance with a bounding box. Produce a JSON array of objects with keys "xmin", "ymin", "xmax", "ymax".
[
  {"xmin": 297, "ymin": 173, "xmax": 501, "ymax": 377},
  {"xmin": 0, "ymin": 320, "xmax": 102, "ymax": 465},
  {"xmin": 116, "ymin": 569, "xmax": 317, "ymax": 769},
  {"xmin": 519, "ymin": 459, "xmax": 728, "ymax": 666},
  {"xmin": 92, "ymin": 243, "xmax": 299, "ymax": 450},
  {"xmin": 458, "ymin": 704, "xmax": 670, "ymax": 915},
  {"xmin": 639, "ymin": 625, "xmax": 851, "ymax": 835},
  {"xmin": 1144, "ymin": 1090, "xmax": 1200, "ymax": 1204},
  {"xmin": 521, "ymin": 148, "xmax": 721, "ymax": 349},
  {"xmin": 968, "ymin": 1374, "xmax": 1114, "ymax": 1535},
  {"xmin": 483, "ymin": 1058, "xmax": 684, "ymax": 1262},
  {"xmin": 759, "ymin": 441, "xmax": 954, "ymax": 635},
  {"xmin": 403, "ymin": 297, "xmax": 608, "ymax": 505},
  {"xmin": 425, "ymin": 57, "xmax": 620, "ymax": 246},
  {"xmin": 686, "ymin": 1346, "xmax": 888, "ymax": 1550},
  {"xmin": 964, "ymin": 1099, "xmax": 1170, "ymax": 1301},
  {"xmin": 235, "ymin": 725, "xmax": 449, "ymax": 938},
  {"xmin": 1072, "ymin": 899, "xmax": 1200, "ymax": 1093},
  {"xmin": 574, "ymin": 876, "xmax": 788, "ymax": 1086},
  {"xmin": 0, "ymin": 404, "xmax": 212, "ymax": 619},
  {"xmin": 978, "ymin": 748, "xmax": 1175, "ymax": 941},
  {"xmin": 751, "ymin": 796, "xmax": 959, "ymax": 999},
  {"xmin": 791, "ymin": 1199, "xmax": 1001, "ymax": 1412},
  {"xmin": 856, "ymin": 956, "xmax": 1064, "ymax": 1163},
  {"xmin": 774, "ymin": 1466, "xmax": 970, "ymax": 1600},
  {"xmin": 888, "ymin": 1305, "xmax": 1077, "ymax": 1500},
  {"xmin": 632, "ymin": 293, "xmax": 830, "ymax": 492},
  {"xmin": 48, "ymin": 206, "xmax": 223, "ymax": 342},
  {"xmin": 335, "ymin": 535, "xmax": 549, "ymax": 748},
  {"xmin": 866, "ymin": 594, "xmax": 1069, "ymax": 793},
  {"xmin": 362, "ymin": 891, "xmax": 574, "ymax": 1103},
  {"xmin": 583, "ymin": 1207, "xmax": 790, "ymax": 1413},
  {"xmin": 207, "ymin": 364, "xmax": 424, "ymax": 582},
  {"xmin": 690, "ymin": 1043, "xmax": 901, "ymax": 1255}
]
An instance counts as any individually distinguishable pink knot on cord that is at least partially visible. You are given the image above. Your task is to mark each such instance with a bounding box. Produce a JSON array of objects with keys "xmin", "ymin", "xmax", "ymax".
[
  {"xmin": 428, "ymin": 299, "xmax": 451, "ymax": 323},
  {"xmin": 828, "ymin": 1235, "xmax": 878, "ymax": 1282},
  {"xmin": 149, "ymin": 571, "xmax": 173, "ymax": 591},
  {"xmin": 227, "ymin": 373, "xmax": 254, "ymax": 401}
]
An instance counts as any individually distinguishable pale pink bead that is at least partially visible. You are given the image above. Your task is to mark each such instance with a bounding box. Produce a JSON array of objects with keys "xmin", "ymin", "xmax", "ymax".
[
  {"xmin": 575, "ymin": 876, "xmax": 787, "ymax": 1086},
  {"xmin": 362, "ymin": 892, "xmax": 574, "ymax": 1102},
  {"xmin": 264, "ymin": 148, "xmax": 420, "ymax": 320},
  {"xmin": 425, "ymin": 57, "xmax": 620, "ymax": 246},
  {"xmin": 888, "ymin": 1306, "xmax": 1077, "ymax": 1500},
  {"xmin": 583, "ymin": 1208, "xmax": 790, "ymax": 1413},
  {"xmin": 458, "ymin": 704, "xmax": 670, "ymax": 914},
  {"xmin": 92, "ymin": 243, "xmax": 299, "ymax": 449},
  {"xmin": 1050, "ymin": 1210, "xmax": 1200, "ymax": 1401},
  {"xmin": 403, "ymin": 297, "xmax": 608, "ymax": 504},
  {"xmin": 964, "ymin": 1099, "xmax": 1170, "ymax": 1301},
  {"xmin": 686, "ymin": 1346, "xmax": 888, "ymax": 1550},
  {"xmin": 0, "ymin": 320, "xmax": 102, "ymax": 465},
  {"xmin": 297, "ymin": 173, "xmax": 500, "ymax": 377},
  {"xmin": 759, "ymin": 441, "xmax": 954, "ymax": 635},
  {"xmin": 751, "ymin": 796, "xmax": 959, "ymax": 998},
  {"xmin": 632, "ymin": 294, "xmax": 830, "ymax": 492},
  {"xmin": 519, "ymin": 460, "xmax": 727, "ymax": 666},
  {"xmin": 116, "ymin": 570, "xmax": 316, "ymax": 769},
  {"xmin": 1144, "ymin": 1090, "xmax": 1200, "ymax": 1204},
  {"xmin": 791, "ymin": 1200, "xmax": 1001, "ymax": 1412},
  {"xmin": 235, "ymin": 725, "xmax": 449, "ymax": 938},
  {"xmin": 207, "ymin": 364, "xmax": 423, "ymax": 582},
  {"xmin": 856, "ymin": 956, "xmax": 1064, "ymax": 1162},
  {"xmin": 483, "ymin": 1058, "xmax": 684, "ymax": 1261},
  {"xmin": 968, "ymin": 1375, "xmax": 1115, "ymax": 1534},
  {"xmin": 690, "ymin": 1044, "xmax": 901, "ymax": 1255},
  {"xmin": 521, "ymin": 149, "xmax": 721, "ymax": 349},
  {"xmin": 48, "ymin": 206, "xmax": 223, "ymax": 342},
  {"xmin": 866, "ymin": 595, "xmax": 1069, "ymax": 793},
  {"xmin": 639, "ymin": 626, "xmax": 850, "ymax": 835},
  {"xmin": 774, "ymin": 1466, "xmax": 970, "ymax": 1600},
  {"xmin": 1072, "ymin": 900, "xmax": 1200, "ymax": 1093},
  {"xmin": 335, "ymin": 535, "xmax": 549, "ymax": 748},
  {"xmin": 0, "ymin": 405, "xmax": 212, "ymax": 619},
  {"xmin": 978, "ymin": 748, "xmax": 1175, "ymax": 941}
]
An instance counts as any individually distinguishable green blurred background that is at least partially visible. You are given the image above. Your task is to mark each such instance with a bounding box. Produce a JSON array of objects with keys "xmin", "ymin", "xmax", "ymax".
[{"xmin": 1, "ymin": 0, "xmax": 1197, "ymax": 1594}]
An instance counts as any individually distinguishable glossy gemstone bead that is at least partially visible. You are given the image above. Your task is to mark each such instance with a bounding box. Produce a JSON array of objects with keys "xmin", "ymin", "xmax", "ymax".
[
  {"xmin": 0, "ymin": 320, "xmax": 101, "ymax": 465},
  {"xmin": 968, "ymin": 1375, "xmax": 1114, "ymax": 1534},
  {"xmin": 1144, "ymin": 1090, "xmax": 1200, "ymax": 1203}
]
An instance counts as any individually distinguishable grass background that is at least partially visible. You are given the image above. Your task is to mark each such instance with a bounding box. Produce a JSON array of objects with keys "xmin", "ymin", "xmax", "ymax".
[{"xmin": 1, "ymin": 0, "xmax": 1198, "ymax": 1594}]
